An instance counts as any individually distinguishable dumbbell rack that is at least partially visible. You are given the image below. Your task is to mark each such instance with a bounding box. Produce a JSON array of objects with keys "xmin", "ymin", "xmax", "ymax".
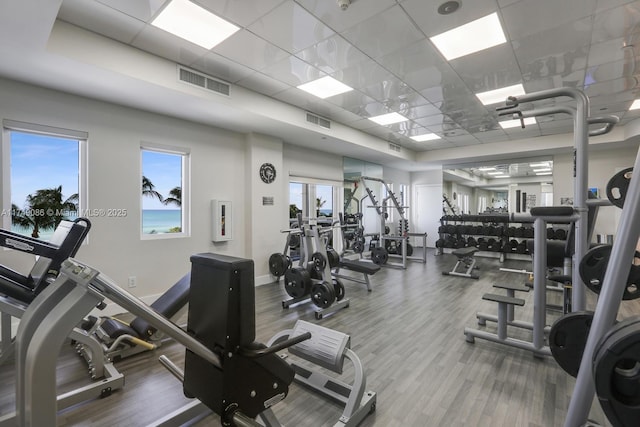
[{"xmin": 436, "ymin": 214, "xmax": 569, "ymax": 262}]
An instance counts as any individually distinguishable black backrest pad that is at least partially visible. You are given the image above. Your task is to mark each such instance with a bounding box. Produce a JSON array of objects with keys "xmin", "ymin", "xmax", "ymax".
[{"xmin": 129, "ymin": 272, "xmax": 191, "ymax": 338}]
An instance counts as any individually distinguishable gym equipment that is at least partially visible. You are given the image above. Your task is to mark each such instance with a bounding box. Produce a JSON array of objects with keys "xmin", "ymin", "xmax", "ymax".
[
  {"xmin": 549, "ymin": 311, "xmax": 595, "ymax": 378},
  {"xmin": 281, "ymin": 216, "xmax": 350, "ymax": 319},
  {"xmin": 606, "ymin": 167, "xmax": 632, "ymax": 208},
  {"xmin": 360, "ymin": 176, "xmax": 427, "ymax": 269},
  {"xmin": 442, "ymin": 247, "xmax": 479, "ymax": 279},
  {"xmin": 0, "ymin": 219, "xmax": 126, "ymax": 423},
  {"xmin": 7, "ymin": 254, "xmax": 376, "ymax": 427},
  {"xmin": 578, "ymin": 244, "xmax": 640, "ymax": 300},
  {"xmin": 81, "ymin": 273, "xmax": 191, "ymax": 361},
  {"xmin": 592, "ymin": 317, "xmax": 640, "ymax": 427},
  {"xmin": 268, "ymin": 253, "xmax": 291, "ymax": 278}
]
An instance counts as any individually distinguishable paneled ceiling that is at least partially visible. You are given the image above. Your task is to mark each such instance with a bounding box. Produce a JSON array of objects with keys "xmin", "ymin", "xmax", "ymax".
[{"xmin": 1, "ymin": 0, "xmax": 640, "ymax": 172}]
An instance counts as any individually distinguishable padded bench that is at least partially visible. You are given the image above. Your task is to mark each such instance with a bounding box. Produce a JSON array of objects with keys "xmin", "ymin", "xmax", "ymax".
[
  {"xmin": 481, "ymin": 293, "xmax": 525, "ymax": 340},
  {"xmin": 333, "ymin": 259, "xmax": 381, "ymax": 292},
  {"xmin": 442, "ymin": 247, "xmax": 479, "ymax": 279}
]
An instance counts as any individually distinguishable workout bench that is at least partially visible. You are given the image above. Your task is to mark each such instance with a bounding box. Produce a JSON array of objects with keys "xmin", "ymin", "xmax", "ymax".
[
  {"xmin": 332, "ymin": 258, "xmax": 381, "ymax": 292},
  {"xmin": 442, "ymin": 247, "xmax": 480, "ymax": 279}
]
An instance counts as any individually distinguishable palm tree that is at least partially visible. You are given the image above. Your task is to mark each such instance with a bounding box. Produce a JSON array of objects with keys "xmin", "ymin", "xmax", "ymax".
[
  {"xmin": 142, "ymin": 176, "xmax": 164, "ymax": 202},
  {"xmin": 316, "ymin": 197, "xmax": 326, "ymax": 217},
  {"xmin": 12, "ymin": 186, "xmax": 78, "ymax": 238},
  {"xmin": 162, "ymin": 186, "xmax": 181, "ymax": 207}
]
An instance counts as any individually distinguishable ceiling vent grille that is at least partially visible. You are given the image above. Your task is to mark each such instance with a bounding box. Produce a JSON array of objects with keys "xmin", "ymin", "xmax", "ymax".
[
  {"xmin": 389, "ymin": 143, "xmax": 402, "ymax": 152},
  {"xmin": 178, "ymin": 66, "xmax": 230, "ymax": 96},
  {"xmin": 306, "ymin": 112, "xmax": 331, "ymax": 129}
]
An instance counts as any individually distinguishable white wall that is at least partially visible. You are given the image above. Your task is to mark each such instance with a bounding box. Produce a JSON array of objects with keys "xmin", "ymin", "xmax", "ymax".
[
  {"xmin": 554, "ymin": 145, "xmax": 640, "ymax": 239},
  {"xmin": 0, "ymin": 77, "xmax": 251, "ymax": 306},
  {"xmin": 411, "ymin": 169, "xmax": 443, "ymax": 247}
]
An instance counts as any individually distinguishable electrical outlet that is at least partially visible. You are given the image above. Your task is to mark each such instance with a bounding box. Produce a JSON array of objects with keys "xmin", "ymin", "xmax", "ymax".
[{"xmin": 128, "ymin": 276, "xmax": 136, "ymax": 288}]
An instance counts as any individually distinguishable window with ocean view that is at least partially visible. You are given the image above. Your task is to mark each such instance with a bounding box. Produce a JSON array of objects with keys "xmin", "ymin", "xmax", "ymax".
[
  {"xmin": 141, "ymin": 144, "xmax": 189, "ymax": 238},
  {"xmin": 2, "ymin": 122, "xmax": 85, "ymax": 241}
]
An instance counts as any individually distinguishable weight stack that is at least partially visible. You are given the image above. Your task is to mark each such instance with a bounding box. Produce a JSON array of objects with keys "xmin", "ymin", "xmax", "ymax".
[{"xmin": 183, "ymin": 253, "xmax": 293, "ymax": 419}]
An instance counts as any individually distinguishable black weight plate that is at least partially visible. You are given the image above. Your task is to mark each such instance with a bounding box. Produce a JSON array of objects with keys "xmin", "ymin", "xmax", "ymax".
[
  {"xmin": 352, "ymin": 241, "xmax": 364, "ymax": 253},
  {"xmin": 435, "ymin": 239, "xmax": 444, "ymax": 248},
  {"xmin": 326, "ymin": 248, "xmax": 341, "ymax": 268},
  {"xmin": 555, "ymin": 228, "xmax": 567, "ymax": 240},
  {"xmin": 547, "ymin": 227, "xmax": 555, "ymax": 239},
  {"xmin": 580, "ymin": 245, "xmax": 640, "ymax": 300},
  {"xmin": 269, "ymin": 253, "xmax": 289, "ymax": 277},
  {"xmin": 593, "ymin": 317, "xmax": 640, "ymax": 427},
  {"xmin": 397, "ymin": 242, "xmax": 414, "ymax": 256},
  {"xmin": 288, "ymin": 233, "xmax": 300, "ymax": 248},
  {"xmin": 371, "ymin": 246, "xmax": 389, "ymax": 265},
  {"xmin": 283, "ymin": 267, "xmax": 311, "ymax": 298},
  {"xmin": 332, "ymin": 278, "xmax": 345, "ymax": 301},
  {"xmin": 311, "ymin": 281, "xmax": 336, "ymax": 309},
  {"xmin": 311, "ymin": 252, "xmax": 327, "ymax": 271},
  {"xmin": 549, "ymin": 311, "xmax": 595, "ymax": 377},
  {"xmin": 606, "ymin": 167, "xmax": 633, "ymax": 209}
]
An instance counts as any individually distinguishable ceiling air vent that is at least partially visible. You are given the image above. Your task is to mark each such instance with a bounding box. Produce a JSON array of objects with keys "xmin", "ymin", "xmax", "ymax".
[
  {"xmin": 306, "ymin": 112, "xmax": 331, "ymax": 129},
  {"xmin": 389, "ymin": 143, "xmax": 401, "ymax": 152},
  {"xmin": 178, "ymin": 66, "xmax": 230, "ymax": 96}
]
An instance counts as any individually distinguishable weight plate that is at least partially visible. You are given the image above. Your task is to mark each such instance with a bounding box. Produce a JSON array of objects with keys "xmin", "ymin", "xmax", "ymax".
[
  {"xmin": 288, "ymin": 233, "xmax": 300, "ymax": 248},
  {"xmin": 268, "ymin": 253, "xmax": 290, "ymax": 277},
  {"xmin": 579, "ymin": 245, "xmax": 640, "ymax": 300},
  {"xmin": 283, "ymin": 267, "xmax": 311, "ymax": 299},
  {"xmin": 606, "ymin": 167, "xmax": 633, "ymax": 209},
  {"xmin": 371, "ymin": 247, "xmax": 389, "ymax": 265},
  {"xmin": 326, "ymin": 248, "xmax": 340, "ymax": 269},
  {"xmin": 332, "ymin": 278, "xmax": 345, "ymax": 301},
  {"xmin": 352, "ymin": 241, "xmax": 364, "ymax": 253},
  {"xmin": 397, "ymin": 242, "xmax": 414, "ymax": 256},
  {"xmin": 593, "ymin": 317, "xmax": 640, "ymax": 427},
  {"xmin": 311, "ymin": 252, "xmax": 327, "ymax": 271},
  {"xmin": 310, "ymin": 281, "xmax": 336, "ymax": 309},
  {"xmin": 549, "ymin": 311, "xmax": 595, "ymax": 377}
]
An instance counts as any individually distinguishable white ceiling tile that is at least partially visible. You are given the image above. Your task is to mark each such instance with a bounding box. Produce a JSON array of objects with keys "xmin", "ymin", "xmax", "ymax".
[
  {"xmin": 451, "ymin": 44, "xmax": 522, "ymax": 94},
  {"xmin": 401, "ymin": 0, "xmax": 499, "ymax": 38},
  {"xmin": 585, "ymin": 58, "xmax": 638, "ymax": 86},
  {"xmin": 213, "ymin": 30, "xmax": 290, "ymax": 71},
  {"xmin": 259, "ymin": 55, "xmax": 324, "ymax": 86},
  {"xmin": 323, "ymin": 90, "xmax": 376, "ymax": 115},
  {"xmin": 95, "ymin": 0, "xmax": 165, "ymax": 21},
  {"xmin": 295, "ymin": 34, "xmax": 369, "ymax": 75},
  {"xmin": 587, "ymin": 37, "xmax": 640, "ymax": 67},
  {"xmin": 272, "ymin": 87, "xmax": 333, "ymax": 113},
  {"xmin": 196, "ymin": 0, "xmax": 286, "ymax": 27},
  {"xmin": 595, "ymin": 0, "xmax": 638, "ymax": 14},
  {"xmin": 296, "ymin": 0, "xmax": 396, "ymax": 33},
  {"xmin": 592, "ymin": 2, "xmax": 640, "ymax": 44},
  {"xmin": 502, "ymin": 0, "xmax": 597, "ymax": 40},
  {"xmin": 584, "ymin": 76, "xmax": 639, "ymax": 98},
  {"xmin": 59, "ymin": 0, "xmax": 146, "ymax": 44},
  {"xmin": 340, "ymin": 5, "xmax": 425, "ymax": 59},
  {"xmin": 248, "ymin": 1, "xmax": 335, "ymax": 54},
  {"xmin": 377, "ymin": 40, "xmax": 448, "ymax": 81}
]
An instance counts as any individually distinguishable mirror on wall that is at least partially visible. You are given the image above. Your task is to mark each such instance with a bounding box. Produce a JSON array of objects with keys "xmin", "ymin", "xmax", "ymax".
[{"xmin": 443, "ymin": 159, "xmax": 553, "ymax": 215}]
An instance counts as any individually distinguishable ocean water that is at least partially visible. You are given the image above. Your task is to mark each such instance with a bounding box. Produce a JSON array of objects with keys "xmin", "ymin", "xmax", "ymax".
[
  {"xmin": 9, "ymin": 209, "xmax": 182, "ymax": 240},
  {"xmin": 142, "ymin": 209, "xmax": 181, "ymax": 234}
]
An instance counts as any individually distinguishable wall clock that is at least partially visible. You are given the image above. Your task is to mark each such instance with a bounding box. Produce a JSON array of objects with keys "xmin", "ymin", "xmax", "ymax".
[{"xmin": 259, "ymin": 162, "xmax": 276, "ymax": 184}]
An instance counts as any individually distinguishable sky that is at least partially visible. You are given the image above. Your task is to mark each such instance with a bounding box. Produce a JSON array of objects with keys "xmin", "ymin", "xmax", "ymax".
[
  {"xmin": 10, "ymin": 132, "xmax": 181, "ymax": 214},
  {"xmin": 11, "ymin": 132, "xmax": 79, "ymax": 208},
  {"xmin": 289, "ymin": 182, "xmax": 333, "ymax": 214}
]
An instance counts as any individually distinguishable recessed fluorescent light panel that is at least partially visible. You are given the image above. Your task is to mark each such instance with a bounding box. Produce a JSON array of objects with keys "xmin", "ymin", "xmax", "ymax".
[
  {"xmin": 533, "ymin": 168, "xmax": 551, "ymax": 173},
  {"xmin": 152, "ymin": 0, "xmax": 239, "ymax": 49},
  {"xmin": 430, "ymin": 12, "xmax": 506, "ymax": 61},
  {"xmin": 499, "ymin": 116, "xmax": 536, "ymax": 129},
  {"xmin": 368, "ymin": 112, "xmax": 408, "ymax": 126},
  {"xmin": 536, "ymin": 172, "xmax": 552, "ymax": 176},
  {"xmin": 494, "ymin": 174, "xmax": 510, "ymax": 178},
  {"xmin": 630, "ymin": 99, "xmax": 640, "ymax": 110},
  {"xmin": 411, "ymin": 133, "xmax": 440, "ymax": 142},
  {"xmin": 478, "ymin": 167, "xmax": 496, "ymax": 171},
  {"xmin": 477, "ymin": 84, "xmax": 526, "ymax": 106},
  {"xmin": 487, "ymin": 171, "xmax": 503, "ymax": 175},
  {"xmin": 297, "ymin": 76, "xmax": 353, "ymax": 99},
  {"xmin": 529, "ymin": 162, "xmax": 550, "ymax": 168}
]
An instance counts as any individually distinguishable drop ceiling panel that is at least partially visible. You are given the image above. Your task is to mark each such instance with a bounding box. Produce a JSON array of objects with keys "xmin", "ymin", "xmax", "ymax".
[
  {"xmin": 400, "ymin": 0, "xmax": 499, "ymax": 38},
  {"xmin": 591, "ymin": 2, "xmax": 640, "ymax": 43},
  {"xmin": 296, "ymin": 0, "xmax": 396, "ymax": 34},
  {"xmin": 295, "ymin": 34, "xmax": 370, "ymax": 75},
  {"xmin": 449, "ymin": 44, "xmax": 522, "ymax": 94},
  {"xmin": 213, "ymin": 30, "xmax": 291, "ymax": 72},
  {"xmin": 339, "ymin": 5, "xmax": 425, "ymax": 59},
  {"xmin": 247, "ymin": 1, "xmax": 335, "ymax": 54},
  {"xmin": 196, "ymin": 0, "xmax": 286, "ymax": 27},
  {"xmin": 132, "ymin": 25, "xmax": 209, "ymax": 66},
  {"xmin": 258, "ymin": 55, "xmax": 324, "ymax": 86},
  {"xmin": 96, "ymin": 0, "xmax": 166, "ymax": 21}
]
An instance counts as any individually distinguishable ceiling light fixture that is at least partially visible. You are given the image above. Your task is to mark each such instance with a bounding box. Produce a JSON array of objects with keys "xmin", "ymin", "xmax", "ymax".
[
  {"xmin": 411, "ymin": 133, "xmax": 440, "ymax": 142},
  {"xmin": 297, "ymin": 76, "xmax": 353, "ymax": 99},
  {"xmin": 368, "ymin": 112, "xmax": 408, "ymax": 126},
  {"xmin": 533, "ymin": 168, "xmax": 552, "ymax": 173},
  {"xmin": 478, "ymin": 167, "xmax": 496, "ymax": 171},
  {"xmin": 529, "ymin": 162, "xmax": 550, "ymax": 167},
  {"xmin": 430, "ymin": 12, "xmax": 506, "ymax": 61},
  {"xmin": 487, "ymin": 171, "xmax": 503, "ymax": 175},
  {"xmin": 152, "ymin": 0, "xmax": 239, "ymax": 49},
  {"xmin": 499, "ymin": 116, "xmax": 536, "ymax": 129},
  {"xmin": 478, "ymin": 84, "xmax": 526, "ymax": 106},
  {"xmin": 630, "ymin": 99, "xmax": 640, "ymax": 110},
  {"xmin": 536, "ymin": 172, "xmax": 552, "ymax": 176}
]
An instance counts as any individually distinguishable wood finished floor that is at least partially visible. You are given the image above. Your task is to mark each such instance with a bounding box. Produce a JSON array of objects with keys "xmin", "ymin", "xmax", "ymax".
[{"xmin": 1, "ymin": 248, "xmax": 638, "ymax": 426}]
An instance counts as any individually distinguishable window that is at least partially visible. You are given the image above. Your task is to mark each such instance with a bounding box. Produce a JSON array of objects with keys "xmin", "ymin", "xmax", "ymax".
[
  {"xmin": 2, "ymin": 121, "xmax": 86, "ymax": 241},
  {"xmin": 141, "ymin": 143, "xmax": 190, "ymax": 238},
  {"xmin": 289, "ymin": 182, "xmax": 304, "ymax": 222},
  {"xmin": 315, "ymin": 184, "xmax": 333, "ymax": 219}
]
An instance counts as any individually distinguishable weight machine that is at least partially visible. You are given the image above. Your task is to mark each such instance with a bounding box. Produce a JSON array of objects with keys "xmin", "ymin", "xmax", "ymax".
[
  {"xmin": 359, "ymin": 176, "xmax": 427, "ymax": 269},
  {"xmin": 5, "ymin": 253, "xmax": 376, "ymax": 427}
]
